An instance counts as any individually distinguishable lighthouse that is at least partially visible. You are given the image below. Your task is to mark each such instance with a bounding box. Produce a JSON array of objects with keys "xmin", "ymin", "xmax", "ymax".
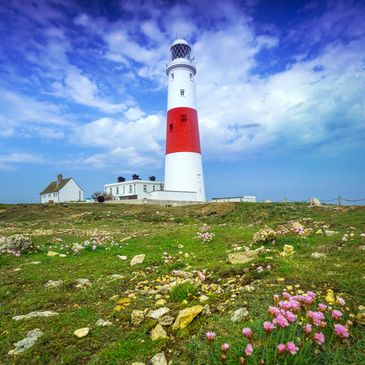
[{"xmin": 163, "ymin": 39, "xmax": 206, "ymax": 202}]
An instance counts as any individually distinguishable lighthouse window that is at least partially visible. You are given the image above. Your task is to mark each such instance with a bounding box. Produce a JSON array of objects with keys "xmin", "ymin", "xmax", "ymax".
[
  {"xmin": 190, "ymin": 73, "xmax": 193, "ymax": 80},
  {"xmin": 170, "ymin": 73, "xmax": 174, "ymax": 80},
  {"xmin": 169, "ymin": 123, "xmax": 174, "ymax": 131},
  {"xmin": 180, "ymin": 89, "xmax": 185, "ymax": 96}
]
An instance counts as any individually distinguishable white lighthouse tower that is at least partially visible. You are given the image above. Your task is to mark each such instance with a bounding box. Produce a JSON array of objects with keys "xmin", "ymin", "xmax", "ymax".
[{"xmin": 163, "ymin": 39, "xmax": 206, "ymax": 202}]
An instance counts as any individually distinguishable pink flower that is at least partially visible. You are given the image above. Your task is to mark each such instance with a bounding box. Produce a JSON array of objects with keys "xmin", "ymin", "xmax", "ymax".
[
  {"xmin": 289, "ymin": 299, "xmax": 301, "ymax": 312},
  {"xmin": 301, "ymin": 295, "xmax": 314, "ymax": 305},
  {"xmin": 263, "ymin": 321, "xmax": 275, "ymax": 333},
  {"xmin": 313, "ymin": 332, "xmax": 325, "ymax": 345},
  {"xmin": 206, "ymin": 331, "xmax": 216, "ymax": 341},
  {"xmin": 245, "ymin": 343, "xmax": 253, "ymax": 357},
  {"xmin": 318, "ymin": 303, "xmax": 328, "ymax": 312},
  {"xmin": 221, "ymin": 343, "xmax": 230, "ymax": 352},
  {"xmin": 332, "ymin": 310, "xmax": 343, "ymax": 320},
  {"xmin": 307, "ymin": 291, "xmax": 316, "ymax": 298},
  {"xmin": 307, "ymin": 311, "xmax": 325, "ymax": 326},
  {"xmin": 242, "ymin": 327, "xmax": 253, "ymax": 338},
  {"xmin": 319, "ymin": 321, "xmax": 327, "ymax": 328},
  {"xmin": 198, "ymin": 271, "xmax": 206, "ymax": 282},
  {"xmin": 277, "ymin": 344, "xmax": 286, "ymax": 354},
  {"xmin": 284, "ymin": 310, "xmax": 297, "ymax": 323},
  {"xmin": 304, "ymin": 323, "xmax": 312, "ymax": 334},
  {"xmin": 286, "ymin": 341, "xmax": 299, "ymax": 355},
  {"xmin": 273, "ymin": 314, "xmax": 289, "ymax": 328},
  {"xmin": 279, "ymin": 301, "xmax": 292, "ymax": 310},
  {"xmin": 334, "ymin": 324, "xmax": 349, "ymax": 338},
  {"xmin": 268, "ymin": 306, "xmax": 280, "ymax": 316},
  {"xmin": 282, "ymin": 291, "xmax": 292, "ymax": 300},
  {"xmin": 273, "ymin": 294, "xmax": 280, "ymax": 302},
  {"xmin": 336, "ymin": 297, "xmax": 346, "ymax": 306}
]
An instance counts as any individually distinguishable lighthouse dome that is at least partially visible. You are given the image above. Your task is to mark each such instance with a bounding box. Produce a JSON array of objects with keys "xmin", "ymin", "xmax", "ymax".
[{"xmin": 170, "ymin": 39, "xmax": 191, "ymax": 61}]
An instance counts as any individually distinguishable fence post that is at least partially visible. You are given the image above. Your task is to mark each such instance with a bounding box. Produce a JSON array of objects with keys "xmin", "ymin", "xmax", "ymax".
[{"xmin": 338, "ymin": 196, "xmax": 342, "ymax": 206}]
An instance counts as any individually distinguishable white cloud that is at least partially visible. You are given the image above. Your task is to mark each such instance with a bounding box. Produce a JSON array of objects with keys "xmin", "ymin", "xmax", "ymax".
[{"xmin": 0, "ymin": 152, "xmax": 44, "ymax": 170}]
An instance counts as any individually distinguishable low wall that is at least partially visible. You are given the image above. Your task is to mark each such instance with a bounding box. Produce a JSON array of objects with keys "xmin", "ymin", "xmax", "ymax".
[{"xmin": 106, "ymin": 199, "xmax": 205, "ymax": 206}]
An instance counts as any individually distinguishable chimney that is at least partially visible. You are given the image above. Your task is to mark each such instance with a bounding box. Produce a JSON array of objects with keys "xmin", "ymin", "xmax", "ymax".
[
  {"xmin": 149, "ymin": 176, "xmax": 156, "ymax": 181},
  {"xmin": 132, "ymin": 174, "xmax": 140, "ymax": 180},
  {"xmin": 117, "ymin": 176, "xmax": 125, "ymax": 182},
  {"xmin": 57, "ymin": 174, "xmax": 63, "ymax": 187}
]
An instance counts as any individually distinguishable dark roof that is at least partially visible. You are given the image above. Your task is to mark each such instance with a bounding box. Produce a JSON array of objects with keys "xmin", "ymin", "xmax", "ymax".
[{"xmin": 40, "ymin": 178, "xmax": 72, "ymax": 195}]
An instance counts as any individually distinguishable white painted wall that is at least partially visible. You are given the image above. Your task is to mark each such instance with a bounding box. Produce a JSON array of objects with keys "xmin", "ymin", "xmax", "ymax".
[
  {"xmin": 164, "ymin": 152, "xmax": 205, "ymax": 202},
  {"xmin": 147, "ymin": 190, "xmax": 197, "ymax": 201},
  {"xmin": 212, "ymin": 196, "xmax": 256, "ymax": 203},
  {"xmin": 58, "ymin": 179, "xmax": 84, "ymax": 202},
  {"xmin": 41, "ymin": 192, "xmax": 59, "ymax": 204}
]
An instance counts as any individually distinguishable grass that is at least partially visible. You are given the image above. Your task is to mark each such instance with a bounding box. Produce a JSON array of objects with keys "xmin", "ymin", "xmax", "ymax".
[{"xmin": 0, "ymin": 202, "xmax": 364, "ymax": 364}]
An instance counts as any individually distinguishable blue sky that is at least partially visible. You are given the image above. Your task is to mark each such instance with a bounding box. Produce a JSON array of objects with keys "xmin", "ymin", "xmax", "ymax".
[{"xmin": 0, "ymin": 0, "xmax": 364, "ymax": 203}]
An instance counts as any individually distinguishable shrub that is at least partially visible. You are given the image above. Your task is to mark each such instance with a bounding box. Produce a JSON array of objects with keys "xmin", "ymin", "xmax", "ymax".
[{"xmin": 170, "ymin": 282, "xmax": 199, "ymax": 302}]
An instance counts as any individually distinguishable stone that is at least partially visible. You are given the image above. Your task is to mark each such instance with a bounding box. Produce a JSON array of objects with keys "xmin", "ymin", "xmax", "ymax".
[
  {"xmin": 29, "ymin": 261, "xmax": 41, "ymax": 265},
  {"xmin": 74, "ymin": 327, "xmax": 89, "ymax": 338},
  {"xmin": 199, "ymin": 295, "xmax": 209, "ymax": 303},
  {"xmin": 44, "ymin": 280, "xmax": 63, "ymax": 289},
  {"xmin": 356, "ymin": 305, "xmax": 365, "ymax": 325},
  {"xmin": 311, "ymin": 252, "xmax": 327, "ymax": 259},
  {"xmin": 0, "ymin": 234, "xmax": 34, "ymax": 255},
  {"xmin": 158, "ymin": 315, "xmax": 175, "ymax": 326},
  {"xmin": 13, "ymin": 311, "xmax": 58, "ymax": 321},
  {"xmin": 202, "ymin": 304, "xmax": 211, "ymax": 316},
  {"xmin": 71, "ymin": 243, "xmax": 85, "ymax": 253},
  {"xmin": 325, "ymin": 230, "xmax": 339, "ymax": 237},
  {"xmin": 117, "ymin": 255, "xmax": 128, "ymax": 260},
  {"xmin": 96, "ymin": 319, "xmax": 112, "ymax": 327},
  {"xmin": 310, "ymin": 197, "xmax": 321, "ymax": 206},
  {"xmin": 252, "ymin": 227, "xmax": 276, "ymax": 244},
  {"xmin": 148, "ymin": 307, "xmax": 170, "ymax": 320},
  {"xmin": 47, "ymin": 251, "xmax": 60, "ymax": 257},
  {"xmin": 148, "ymin": 352, "xmax": 167, "ymax": 365},
  {"xmin": 172, "ymin": 305, "xmax": 203, "ymax": 330},
  {"xmin": 59, "ymin": 254, "xmax": 67, "ymax": 258},
  {"xmin": 230, "ymin": 308, "xmax": 249, "ymax": 322},
  {"xmin": 132, "ymin": 363, "xmax": 145, "ymax": 365},
  {"xmin": 151, "ymin": 324, "xmax": 169, "ymax": 341},
  {"xmin": 131, "ymin": 309, "xmax": 145, "ymax": 325},
  {"xmin": 280, "ymin": 245, "xmax": 295, "ymax": 256},
  {"xmin": 316, "ymin": 229, "xmax": 323, "ymax": 235},
  {"xmin": 8, "ymin": 328, "xmax": 43, "ymax": 355},
  {"xmin": 130, "ymin": 254, "xmax": 145, "ymax": 266},
  {"xmin": 75, "ymin": 278, "xmax": 92, "ymax": 289},
  {"xmin": 228, "ymin": 250, "xmax": 258, "ymax": 265}
]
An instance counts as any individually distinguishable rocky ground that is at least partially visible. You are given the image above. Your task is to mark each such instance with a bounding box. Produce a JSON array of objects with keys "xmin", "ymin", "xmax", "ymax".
[{"xmin": 0, "ymin": 202, "xmax": 364, "ymax": 364}]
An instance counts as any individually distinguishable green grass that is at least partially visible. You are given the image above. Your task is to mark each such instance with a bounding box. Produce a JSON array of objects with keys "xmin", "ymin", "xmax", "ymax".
[{"xmin": 0, "ymin": 202, "xmax": 364, "ymax": 364}]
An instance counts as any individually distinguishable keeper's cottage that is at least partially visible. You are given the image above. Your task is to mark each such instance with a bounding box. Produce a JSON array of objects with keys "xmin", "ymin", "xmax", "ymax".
[{"xmin": 40, "ymin": 174, "xmax": 84, "ymax": 203}]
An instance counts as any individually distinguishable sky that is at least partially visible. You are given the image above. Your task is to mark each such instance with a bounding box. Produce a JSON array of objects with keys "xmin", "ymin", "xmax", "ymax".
[{"xmin": 0, "ymin": 0, "xmax": 364, "ymax": 203}]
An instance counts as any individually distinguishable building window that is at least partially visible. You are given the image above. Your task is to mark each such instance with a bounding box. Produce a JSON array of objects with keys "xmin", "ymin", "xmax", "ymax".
[
  {"xmin": 161, "ymin": 184, "xmax": 164, "ymax": 191},
  {"xmin": 123, "ymin": 186, "xmax": 125, "ymax": 194},
  {"xmin": 171, "ymin": 73, "xmax": 174, "ymax": 80},
  {"xmin": 116, "ymin": 187, "xmax": 119, "ymax": 194},
  {"xmin": 143, "ymin": 185, "xmax": 147, "ymax": 192},
  {"xmin": 129, "ymin": 185, "xmax": 132, "ymax": 193},
  {"xmin": 169, "ymin": 123, "xmax": 173, "ymax": 131},
  {"xmin": 190, "ymin": 73, "xmax": 193, "ymax": 81},
  {"xmin": 153, "ymin": 185, "xmax": 155, "ymax": 191},
  {"xmin": 180, "ymin": 89, "xmax": 185, "ymax": 96}
]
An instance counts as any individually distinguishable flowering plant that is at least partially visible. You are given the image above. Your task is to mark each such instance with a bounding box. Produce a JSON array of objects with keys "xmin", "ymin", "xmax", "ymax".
[{"xmin": 195, "ymin": 226, "xmax": 215, "ymax": 243}]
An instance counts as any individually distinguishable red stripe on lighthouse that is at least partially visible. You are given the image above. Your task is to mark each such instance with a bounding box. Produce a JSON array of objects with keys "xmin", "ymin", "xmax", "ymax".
[{"xmin": 166, "ymin": 107, "xmax": 201, "ymax": 154}]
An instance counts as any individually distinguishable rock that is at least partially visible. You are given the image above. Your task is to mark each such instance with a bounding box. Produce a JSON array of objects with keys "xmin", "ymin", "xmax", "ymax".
[
  {"xmin": 158, "ymin": 315, "xmax": 175, "ymax": 326},
  {"xmin": 0, "ymin": 234, "xmax": 34, "ymax": 255},
  {"xmin": 71, "ymin": 243, "xmax": 85, "ymax": 253},
  {"xmin": 155, "ymin": 299, "xmax": 166, "ymax": 306},
  {"xmin": 44, "ymin": 280, "xmax": 63, "ymax": 289},
  {"xmin": 202, "ymin": 304, "xmax": 211, "ymax": 316},
  {"xmin": 148, "ymin": 307, "xmax": 170, "ymax": 320},
  {"xmin": 13, "ymin": 311, "xmax": 58, "ymax": 321},
  {"xmin": 310, "ymin": 197, "xmax": 321, "ymax": 206},
  {"xmin": 59, "ymin": 254, "xmax": 67, "ymax": 257},
  {"xmin": 148, "ymin": 352, "xmax": 167, "ymax": 365},
  {"xmin": 132, "ymin": 363, "xmax": 145, "ymax": 365},
  {"xmin": 117, "ymin": 255, "xmax": 128, "ymax": 260},
  {"xmin": 325, "ymin": 230, "xmax": 339, "ymax": 237},
  {"xmin": 151, "ymin": 324, "xmax": 169, "ymax": 341},
  {"xmin": 280, "ymin": 245, "xmax": 295, "ymax": 256},
  {"xmin": 130, "ymin": 254, "xmax": 145, "ymax": 266},
  {"xmin": 74, "ymin": 327, "xmax": 89, "ymax": 338},
  {"xmin": 252, "ymin": 226, "xmax": 276, "ymax": 243},
  {"xmin": 131, "ymin": 309, "xmax": 145, "ymax": 326},
  {"xmin": 356, "ymin": 305, "xmax": 365, "ymax": 325},
  {"xmin": 8, "ymin": 329, "xmax": 43, "ymax": 355},
  {"xmin": 199, "ymin": 295, "xmax": 209, "ymax": 303},
  {"xmin": 311, "ymin": 252, "xmax": 327, "ymax": 259},
  {"xmin": 47, "ymin": 251, "xmax": 59, "ymax": 257},
  {"xmin": 228, "ymin": 250, "xmax": 258, "ymax": 265},
  {"xmin": 172, "ymin": 305, "xmax": 203, "ymax": 330},
  {"xmin": 316, "ymin": 229, "xmax": 323, "ymax": 235},
  {"xmin": 29, "ymin": 261, "xmax": 41, "ymax": 265},
  {"xmin": 75, "ymin": 278, "xmax": 92, "ymax": 289},
  {"xmin": 107, "ymin": 274, "xmax": 124, "ymax": 281},
  {"xmin": 230, "ymin": 308, "xmax": 249, "ymax": 322},
  {"xmin": 96, "ymin": 319, "xmax": 112, "ymax": 327}
]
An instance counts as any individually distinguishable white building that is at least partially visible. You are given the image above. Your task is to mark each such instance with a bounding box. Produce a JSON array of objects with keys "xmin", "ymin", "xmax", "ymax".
[
  {"xmin": 211, "ymin": 196, "xmax": 256, "ymax": 203},
  {"xmin": 104, "ymin": 175, "xmax": 164, "ymax": 200},
  {"xmin": 40, "ymin": 174, "xmax": 84, "ymax": 203}
]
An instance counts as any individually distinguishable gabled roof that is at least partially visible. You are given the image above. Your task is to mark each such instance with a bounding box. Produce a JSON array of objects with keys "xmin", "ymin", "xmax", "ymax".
[{"xmin": 40, "ymin": 178, "xmax": 71, "ymax": 195}]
